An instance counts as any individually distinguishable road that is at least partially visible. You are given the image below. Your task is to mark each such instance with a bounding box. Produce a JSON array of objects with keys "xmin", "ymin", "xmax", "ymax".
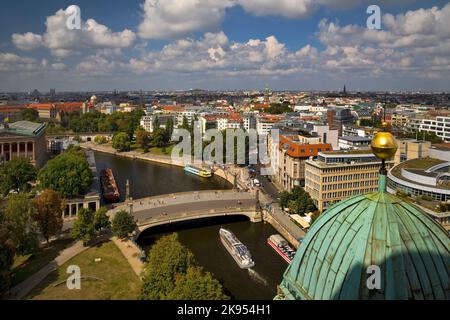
[{"xmin": 132, "ymin": 199, "xmax": 257, "ymax": 224}]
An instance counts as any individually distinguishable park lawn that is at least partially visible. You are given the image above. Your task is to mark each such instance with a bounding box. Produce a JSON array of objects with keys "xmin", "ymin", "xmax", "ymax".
[
  {"xmin": 148, "ymin": 145, "xmax": 174, "ymax": 156},
  {"xmin": 27, "ymin": 241, "xmax": 141, "ymax": 300},
  {"xmin": 11, "ymin": 238, "xmax": 74, "ymax": 287}
]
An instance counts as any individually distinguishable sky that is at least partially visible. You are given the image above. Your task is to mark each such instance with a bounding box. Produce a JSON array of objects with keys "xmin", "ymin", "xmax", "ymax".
[{"xmin": 1, "ymin": 0, "xmax": 450, "ymax": 92}]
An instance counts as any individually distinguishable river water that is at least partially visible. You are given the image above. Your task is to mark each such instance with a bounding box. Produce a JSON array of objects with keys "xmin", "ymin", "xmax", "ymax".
[{"xmin": 93, "ymin": 151, "xmax": 287, "ymax": 300}]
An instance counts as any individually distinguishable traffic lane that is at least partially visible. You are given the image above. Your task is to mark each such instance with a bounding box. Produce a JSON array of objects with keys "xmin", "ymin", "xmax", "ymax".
[
  {"xmin": 132, "ymin": 199, "xmax": 257, "ymax": 222},
  {"xmin": 253, "ymin": 166, "xmax": 279, "ymax": 200}
]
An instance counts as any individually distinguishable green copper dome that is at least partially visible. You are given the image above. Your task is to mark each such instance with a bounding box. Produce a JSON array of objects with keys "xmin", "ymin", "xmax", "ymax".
[{"xmin": 279, "ymin": 188, "xmax": 450, "ymax": 300}]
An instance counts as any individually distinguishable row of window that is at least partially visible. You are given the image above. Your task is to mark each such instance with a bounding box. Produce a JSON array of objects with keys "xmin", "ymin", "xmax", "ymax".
[
  {"xmin": 322, "ymin": 180, "xmax": 377, "ymax": 191},
  {"xmin": 321, "ymin": 172, "xmax": 379, "ymax": 183},
  {"xmin": 387, "ymin": 179, "xmax": 449, "ymax": 201},
  {"xmin": 322, "ymin": 188, "xmax": 378, "ymax": 200}
]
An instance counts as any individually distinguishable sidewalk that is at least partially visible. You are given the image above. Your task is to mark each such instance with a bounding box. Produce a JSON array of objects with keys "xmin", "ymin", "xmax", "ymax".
[
  {"xmin": 5, "ymin": 240, "xmax": 88, "ymax": 300},
  {"xmin": 111, "ymin": 237, "xmax": 144, "ymax": 277}
]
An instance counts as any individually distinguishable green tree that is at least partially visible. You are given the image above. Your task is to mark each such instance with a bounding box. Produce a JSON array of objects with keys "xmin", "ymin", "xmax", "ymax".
[
  {"xmin": 166, "ymin": 266, "xmax": 229, "ymax": 300},
  {"xmin": 111, "ymin": 210, "xmax": 136, "ymax": 239},
  {"xmin": 400, "ymin": 130, "xmax": 443, "ymax": 144},
  {"xmin": 37, "ymin": 149, "xmax": 93, "ymax": 198},
  {"xmin": 94, "ymin": 135, "xmax": 107, "ymax": 144},
  {"xmin": 3, "ymin": 193, "xmax": 39, "ymax": 255},
  {"xmin": 266, "ymin": 102, "xmax": 293, "ymax": 114},
  {"xmin": 33, "ymin": 189, "xmax": 64, "ymax": 243},
  {"xmin": 0, "ymin": 158, "xmax": 37, "ymax": 196},
  {"xmin": 135, "ymin": 128, "xmax": 151, "ymax": 152},
  {"xmin": 164, "ymin": 117, "xmax": 174, "ymax": 142},
  {"xmin": 140, "ymin": 233, "xmax": 227, "ymax": 300},
  {"xmin": 112, "ymin": 132, "xmax": 131, "ymax": 152},
  {"xmin": 21, "ymin": 108, "xmax": 39, "ymax": 122},
  {"xmin": 180, "ymin": 116, "xmax": 189, "ymax": 130},
  {"xmin": 279, "ymin": 186, "xmax": 316, "ymax": 215},
  {"xmin": 153, "ymin": 116, "xmax": 160, "ymax": 131},
  {"xmin": 93, "ymin": 207, "xmax": 111, "ymax": 231},
  {"xmin": 0, "ymin": 223, "xmax": 15, "ymax": 293},
  {"xmin": 152, "ymin": 128, "xmax": 166, "ymax": 148},
  {"xmin": 140, "ymin": 233, "xmax": 195, "ymax": 300},
  {"xmin": 71, "ymin": 208, "xmax": 95, "ymax": 245}
]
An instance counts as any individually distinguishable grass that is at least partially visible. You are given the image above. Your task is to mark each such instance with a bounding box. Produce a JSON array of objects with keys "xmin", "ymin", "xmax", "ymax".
[
  {"xmin": 26, "ymin": 241, "xmax": 141, "ymax": 300},
  {"xmin": 11, "ymin": 238, "xmax": 74, "ymax": 287},
  {"xmin": 148, "ymin": 145, "xmax": 174, "ymax": 156}
]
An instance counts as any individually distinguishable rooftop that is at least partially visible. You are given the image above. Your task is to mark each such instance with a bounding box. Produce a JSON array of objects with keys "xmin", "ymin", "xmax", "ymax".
[{"xmin": 1, "ymin": 120, "xmax": 46, "ymax": 137}]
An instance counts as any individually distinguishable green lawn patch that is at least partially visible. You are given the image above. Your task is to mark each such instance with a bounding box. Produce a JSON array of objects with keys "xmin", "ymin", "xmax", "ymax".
[
  {"xmin": 11, "ymin": 238, "xmax": 74, "ymax": 287},
  {"xmin": 27, "ymin": 241, "xmax": 141, "ymax": 300}
]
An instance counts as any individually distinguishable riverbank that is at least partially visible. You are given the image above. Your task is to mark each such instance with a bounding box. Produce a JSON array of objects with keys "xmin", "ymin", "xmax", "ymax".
[{"xmin": 80, "ymin": 142, "xmax": 247, "ymax": 189}]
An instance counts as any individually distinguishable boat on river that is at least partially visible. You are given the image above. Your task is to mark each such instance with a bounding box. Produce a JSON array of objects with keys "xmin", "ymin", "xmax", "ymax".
[
  {"xmin": 184, "ymin": 165, "xmax": 212, "ymax": 178},
  {"xmin": 100, "ymin": 168, "xmax": 120, "ymax": 203},
  {"xmin": 220, "ymin": 228, "xmax": 255, "ymax": 269},
  {"xmin": 267, "ymin": 234, "xmax": 296, "ymax": 264}
]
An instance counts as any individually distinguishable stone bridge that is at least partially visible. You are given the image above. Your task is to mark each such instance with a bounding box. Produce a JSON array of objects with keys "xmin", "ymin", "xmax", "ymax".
[{"xmin": 107, "ymin": 190, "xmax": 260, "ymax": 234}]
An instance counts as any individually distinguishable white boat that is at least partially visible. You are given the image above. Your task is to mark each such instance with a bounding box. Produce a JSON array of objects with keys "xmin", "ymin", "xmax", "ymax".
[{"xmin": 219, "ymin": 228, "xmax": 255, "ymax": 269}]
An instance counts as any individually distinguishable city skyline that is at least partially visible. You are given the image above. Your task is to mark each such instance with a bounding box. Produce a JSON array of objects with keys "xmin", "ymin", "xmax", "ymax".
[{"xmin": 1, "ymin": 0, "xmax": 450, "ymax": 92}]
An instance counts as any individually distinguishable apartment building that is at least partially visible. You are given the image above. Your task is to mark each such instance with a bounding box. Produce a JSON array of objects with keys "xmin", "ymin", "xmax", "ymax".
[
  {"xmin": 305, "ymin": 150, "xmax": 393, "ymax": 212},
  {"xmin": 140, "ymin": 114, "xmax": 175, "ymax": 133},
  {"xmin": 408, "ymin": 116, "xmax": 450, "ymax": 142},
  {"xmin": 256, "ymin": 114, "xmax": 285, "ymax": 135},
  {"xmin": 391, "ymin": 113, "xmax": 409, "ymax": 127},
  {"xmin": 276, "ymin": 133, "xmax": 332, "ymax": 191}
]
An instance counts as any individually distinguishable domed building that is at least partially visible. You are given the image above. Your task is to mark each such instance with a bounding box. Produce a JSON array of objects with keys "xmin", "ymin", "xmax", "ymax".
[{"xmin": 277, "ymin": 130, "xmax": 450, "ymax": 300}]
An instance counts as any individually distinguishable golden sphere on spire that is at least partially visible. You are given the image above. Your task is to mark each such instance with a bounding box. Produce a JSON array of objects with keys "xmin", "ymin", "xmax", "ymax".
[{"xmin": 371, "ymin": 131, "xmax": 398, "ymax": 160}]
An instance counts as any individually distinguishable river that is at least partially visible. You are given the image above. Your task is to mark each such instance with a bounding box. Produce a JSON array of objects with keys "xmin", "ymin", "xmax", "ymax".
[{"xmin": 93, "ymin": 151, "xmax": 287, "ymax": 300}]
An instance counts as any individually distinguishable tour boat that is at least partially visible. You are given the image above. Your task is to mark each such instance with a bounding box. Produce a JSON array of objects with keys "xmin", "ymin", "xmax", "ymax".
[
  {"xmin": 184, "ymin": 165, "xmax": 212, "ymax": 178},
  {"xmin": 100, "ymin": 168, "xmax": 120, "ymax": 203},
  {"xmin": 267, "ymin": 234, "xmax": 296, "ymax": 264},
  {"xmin": 219, "ymin": 228, "xmax": 255, "ymax": 269}
]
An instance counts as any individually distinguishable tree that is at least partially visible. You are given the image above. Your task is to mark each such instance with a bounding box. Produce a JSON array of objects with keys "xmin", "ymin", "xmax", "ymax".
[
  {"xmin": 37, "ymin": 148, "xmax": 93, "ymax": 198},
  {"xmin": 111, "ymin": 210, "xmax": 136, "ymax": 239},
  {"xmin": 94, "ymin": 135, "xmax": 107, "ymax": 144},
  {"xmin": 140, "ymin": 233, "xmax": 227, "ymax": 300},
  {"xmin": 164, "ymin": 117, "xmax": 174, "ymax": 142},
  {"xmin": 71, "ymin": 208, "xmax": 95, "ymax": 245},
  {"xmin": 400, "ymin": 130, "xmax": 443, "ymax": 144},
  {"xmin": 3, "ymin": 193, "xmax": 39, "ymax": 255},
  {"xmin": 135, "ymin": 128, "xmax": 151, "ymax": 152},
  {"xmin": 279, "ymin": 186, "xmax": 316, "ymax": 215},
  {"xmin": 0, "ymin": 224, "xmax": 15, "ymax": 293},
  {"xmin": 0, "ymin": 158, "xmax": 37, "ymax": 196},
  {"xmin": 21, "ymin": 108, "xmax": 39, "ymax": 122},
  {"xmin": 152, "ymin": 128, "xmax": 166, "ymax": 148},
  {"xmin": 166, "ymin": 266, "xmax": 229, "ymax": 300},
  {"xmin": 93, "ymin": 207, "xmax": 111, "ymax": 231},
  {"xmin": 266, "ymin": 102, "xmax": 293, "ymax": 114},
  {"xmin": 140, "ymin": 233, "xmax": 195, "ymax": 300},
  {"xmin": 112, "ymin": 132, "xmax": 131, "ymax": 152},
  {"xmin": 153, "ymin": 116, "xmax": 160, "ymax": 131},
  {"xmin": 33, "ymin": 189, "xmax": 64, "ymax": 243}
]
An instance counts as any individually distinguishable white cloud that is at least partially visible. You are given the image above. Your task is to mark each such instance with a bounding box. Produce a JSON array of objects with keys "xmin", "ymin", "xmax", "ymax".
[
  {"xmin": 13, "ymin": 6, "xmax": 136, "ymax": 56},
  {"xmin": 138, "ymin": 0, "xmax": 234, "ymax": 39},
  {"xmin": 11, "ymin": 32, "xmax": 43, "ymax": 50},
  {"xmin": 0, "ymin": 52, "xmax": 65, "ymax": 73}
]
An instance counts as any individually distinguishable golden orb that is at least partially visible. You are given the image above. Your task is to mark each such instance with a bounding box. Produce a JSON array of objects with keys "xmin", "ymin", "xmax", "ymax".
[{"xmin": 371, "ymin": 131, "xmax": 398, "ymax": 160}]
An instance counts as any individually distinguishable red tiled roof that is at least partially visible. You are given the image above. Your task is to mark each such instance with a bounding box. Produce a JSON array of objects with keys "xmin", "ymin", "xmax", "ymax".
[{"xmin": 279, "ymin": 134, "xmax": 332, "ymax": 158}]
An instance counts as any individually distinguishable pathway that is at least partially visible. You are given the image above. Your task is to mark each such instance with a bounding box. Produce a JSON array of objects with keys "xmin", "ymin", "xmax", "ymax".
[
  {"xmin": 5, "ymin": 240, "xmax": 89, "ymax": 300},
  {"xmin": 111, "ymin": 237, "xmax": 144, "ymax": 277}
]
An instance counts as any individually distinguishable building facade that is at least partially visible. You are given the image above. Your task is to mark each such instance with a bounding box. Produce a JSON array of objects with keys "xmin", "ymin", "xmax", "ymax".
[
  {"xmin": 408, "ymin": 116, "xmax": 450, "ymax": 142},
  {"xmin": 276, "ymin": 134, "xmax": 332, "ymax": 191},
  {"xmin": 305, "ymin": 150, "xmax": 393, "ymax": 212},
  {"xmin": 0, "ymin": 121, "xmax": 47, "ymax": 168}
]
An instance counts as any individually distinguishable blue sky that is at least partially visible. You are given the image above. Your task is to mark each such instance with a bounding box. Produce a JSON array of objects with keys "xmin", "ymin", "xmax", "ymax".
[{"xmin": 1, "ymin": 0, "xmax": 450, "ymax": 92}]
